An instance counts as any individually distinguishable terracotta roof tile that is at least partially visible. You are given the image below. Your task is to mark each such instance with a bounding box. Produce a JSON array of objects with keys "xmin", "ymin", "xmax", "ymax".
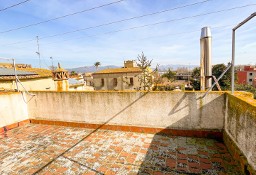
[
  {"xmin": 93, "ymin": 67, "xmax": 142, "ymax": 75},
  {"xmin": 17, "ymin": 68, "xmax": 52, "ymax": 77}
]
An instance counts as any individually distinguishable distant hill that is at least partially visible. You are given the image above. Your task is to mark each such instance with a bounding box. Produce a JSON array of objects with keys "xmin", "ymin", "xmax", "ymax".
[
  {"xmin": 67, "ymin": 65, "xmax": 119, "ymax": 73},
  {"xmin": 67, "ymin": 64, "xmax": 198, "ymax": 73}
]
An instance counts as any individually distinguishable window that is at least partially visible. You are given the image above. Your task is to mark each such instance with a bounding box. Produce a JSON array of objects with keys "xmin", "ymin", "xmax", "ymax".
[
  {"xmin": 101, "ymin": 79, "xmax": 104, "ymax": 86},
  {"xmin": 249, "ymin": 79, "xmax": 252, "ymax": 82},
  {"xmin": 113, "ymin": 78, "xmax": 117, "ymax": 86},
  {"xmin": 130, "ymin": 78, "xmax": 134, "ymax": 86},
  {"xmin": 249, "ymin": 73, "xmax": 253, "ymax": 76}
]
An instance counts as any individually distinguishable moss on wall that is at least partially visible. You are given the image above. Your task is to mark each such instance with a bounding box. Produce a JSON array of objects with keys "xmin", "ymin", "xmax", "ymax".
[{"xmin": 226, "ymin": 92, "xmax": 256, "ymax": 173}]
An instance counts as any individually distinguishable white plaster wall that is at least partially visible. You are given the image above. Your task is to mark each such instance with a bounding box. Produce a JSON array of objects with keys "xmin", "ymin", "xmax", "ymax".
[
  {"xmin": 27, "ymin": 91, "xmax": 225, "ymax": 130},
  {"xmin": 0, "ymin": 92, "xmax": 29, "ymax": 127}
]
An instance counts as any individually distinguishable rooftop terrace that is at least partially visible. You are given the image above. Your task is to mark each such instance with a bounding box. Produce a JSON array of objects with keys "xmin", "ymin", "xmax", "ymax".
[
  {"xmin": 0, "ymin": 91, "xmax": 255, "ymax": 174},
  {"xmin": 1, "ymin": 124, "xmax": 241, "ymax": 174}
]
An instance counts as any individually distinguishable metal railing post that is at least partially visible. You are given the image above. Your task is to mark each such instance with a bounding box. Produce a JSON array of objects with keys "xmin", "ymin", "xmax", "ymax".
[{"xmin": 231, "ymin": 12, "xmax": 256, "ymax": 94}]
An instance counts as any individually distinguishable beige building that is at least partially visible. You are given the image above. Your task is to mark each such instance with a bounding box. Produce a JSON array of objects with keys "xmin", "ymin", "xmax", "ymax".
[
  {"xmin": 0, "ymin": 67, "xmax": 55, "ymax": 91},
  {"xmin": 93, "ymin": 60, "xmax": 145, "ymax": 91}
]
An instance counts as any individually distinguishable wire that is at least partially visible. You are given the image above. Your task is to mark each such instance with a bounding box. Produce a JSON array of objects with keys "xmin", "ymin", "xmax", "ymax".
[
  {"xmin": 2, "ymin": 2, "xmax": 255, "ymax": 47},
  {"xmin": 31, "ymin": 4, "xmax": 256, "ymax": 47},
  {"xmin": 0, "ymin": 0, "xmax": 30, "ymax": 12},
  {"xmin": 3, "ymin": 24, "xmax": 232, "ymax": 51},
  {"xmin": 39, "ymin": 0, "xmax": 212, "ymax": 40},
  {"xmin": 2, "ymin": 0, "xmax": 212, "ymax": 46},
  {"xmin": 0, "ymin": 0, "xmax": 125, "ymax": 34}
]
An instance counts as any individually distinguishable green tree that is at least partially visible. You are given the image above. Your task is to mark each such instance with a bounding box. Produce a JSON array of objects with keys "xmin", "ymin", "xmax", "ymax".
[
  {"xmin": 161, "ymin": 68, "xmax": 176, "ymax": 81},
  {"xmin": 212, "ymin": 64, "xmax": 231, "ymax": 90},
  {"xmin": 191, "ymin": 67, "xmax": 200, "ymax": 90},
  {"xmin": 190, "ymin": 64, "xmax": 232, "ymax": 91},
  {"xmin": 70, "ymin": 71, "xmax": 77, "ymax": 76},
  {"xmin": 94, "ymin": 62, "xmax": 101, "ymax": 70},
  {"xmin": 137, "ymin": 52, "xmax": 153, "ymax": 91}
]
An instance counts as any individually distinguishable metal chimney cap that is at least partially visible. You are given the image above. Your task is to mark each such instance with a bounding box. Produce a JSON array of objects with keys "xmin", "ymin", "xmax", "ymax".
[{"xmin": 201, "ymin": 27, "xmax": 211, "ymax": 38}]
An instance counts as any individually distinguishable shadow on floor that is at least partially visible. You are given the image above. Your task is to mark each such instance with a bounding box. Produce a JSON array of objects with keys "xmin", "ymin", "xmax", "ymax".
[{"xmin": 137, "ymin": 131, "xmax": 242, "ymax": 175}]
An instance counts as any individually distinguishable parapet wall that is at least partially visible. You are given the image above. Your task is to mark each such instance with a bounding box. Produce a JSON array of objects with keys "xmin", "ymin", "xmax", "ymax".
[
  {"xmin": 0, "ymin": 92, "xmax": 28, "ymax": 128},
  {"xmin": 1, "ymin": 91, "xmax": 256, "ymax": 173},
  {"xmin": 27, "ymin": 91, "xmax": 225, "ymax": 130},
  {"xmin": 224, "ymin": 93, "xmax": 256, "ymax": 173}
]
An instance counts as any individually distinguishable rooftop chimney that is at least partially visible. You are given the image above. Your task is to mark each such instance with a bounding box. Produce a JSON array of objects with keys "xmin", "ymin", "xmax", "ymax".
[{"xmin": 200, "ymin": 27, "xmax": 212, "ymax": 91}]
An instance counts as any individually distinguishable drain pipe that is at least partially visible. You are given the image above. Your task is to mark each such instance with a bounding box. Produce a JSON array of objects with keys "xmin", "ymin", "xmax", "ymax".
[{"xmin": 231, "ymin": 12, "xmax": 256, "ymax": 94}]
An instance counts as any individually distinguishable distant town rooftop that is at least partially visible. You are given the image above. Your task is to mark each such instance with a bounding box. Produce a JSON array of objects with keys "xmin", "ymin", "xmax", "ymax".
[{"xmin": 93, "ymin": 67, "xmax": 142, "ymax": 75}]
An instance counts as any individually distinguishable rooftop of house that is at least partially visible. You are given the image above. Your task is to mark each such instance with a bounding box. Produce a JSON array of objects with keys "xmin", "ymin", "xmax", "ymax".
[
  {"xmin": 0, "ymin": 67, "xmax": 52, "ymax": 80},
  {"xmin": 0, "ymin": 63, "xmax": 32, "ymax": 69},
  {"xmin": 93, "ymin": 67, "xmax": 142, "ymax": 75},
  {"xmin": 0, "ymin": 68, "xmax": 37, "ymax": 76},
  {"xmin": 238, "ymin": 65, "xmax": 256, "ymax": 72},
  {"xmin": 17, "ymin": 68, "xmax": 52, "ymax": 77},
  {"xmin": 0, "ymin": 123, "xmax": 242, "ymax": 174}
]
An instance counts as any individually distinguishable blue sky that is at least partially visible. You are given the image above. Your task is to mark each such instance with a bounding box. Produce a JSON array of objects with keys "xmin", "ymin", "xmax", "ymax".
[{"xmin": 0, "ymin": 0, "xmax": 255, "ymax": 68}]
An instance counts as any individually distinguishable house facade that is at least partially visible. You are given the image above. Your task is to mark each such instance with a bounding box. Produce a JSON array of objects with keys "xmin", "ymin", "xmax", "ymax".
[
  {"xmin": 92, "ymin": 60, "xmax": 145, "ymax": 91},
  {"xmin": 237, "ymin": 65, "xmax": 256, "ymax": 87}
]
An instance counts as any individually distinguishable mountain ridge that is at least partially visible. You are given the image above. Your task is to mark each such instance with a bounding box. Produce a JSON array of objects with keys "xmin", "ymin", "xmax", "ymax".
[{"xmin": 67, "ymin": 64, "xmax": 198, "ymax": 73}]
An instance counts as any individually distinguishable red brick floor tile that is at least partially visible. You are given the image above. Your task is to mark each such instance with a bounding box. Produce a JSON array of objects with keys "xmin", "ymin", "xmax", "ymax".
[
  {"xmin": 153, "ymin": 171, "xmax": 165, "ymax": 175},
  {"xmin": 200, "ymin": 162, "xmax": 213, "ymax": 170},
  {"xmin": 189, "ymin": 167, "xmax": 202, "ymax": 174},
  {"xmin": 188, "ymin": 162, "xmax": 200, "ymax": 168},
  {"xmin": 199, "ymin": 157, "xmax": 211, "ymax": 164}
]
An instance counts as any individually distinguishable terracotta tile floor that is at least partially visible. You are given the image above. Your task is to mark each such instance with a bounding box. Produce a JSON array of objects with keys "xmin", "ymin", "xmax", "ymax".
[{"xmin": 0, "ymin": 124, "xmax": 242, "ymax": 175}]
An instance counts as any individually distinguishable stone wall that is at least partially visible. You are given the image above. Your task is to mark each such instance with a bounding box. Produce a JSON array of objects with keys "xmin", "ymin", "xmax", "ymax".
[{"xmin": 27, "ymin": 91, "xmax": 225, "ymax": 130}]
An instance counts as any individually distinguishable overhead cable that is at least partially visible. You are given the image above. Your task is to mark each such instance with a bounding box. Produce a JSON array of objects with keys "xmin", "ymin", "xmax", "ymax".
[
  {"xmin": 2, "ymin": 3, "xmax": 255, "ymax": 47},
  {"xmin": 0, "ymin": 0, "xmax": 30, "ymax": 12},
  {"xmin": 0, "ymin": 0, "xmax": 125, "ymax": 34}
]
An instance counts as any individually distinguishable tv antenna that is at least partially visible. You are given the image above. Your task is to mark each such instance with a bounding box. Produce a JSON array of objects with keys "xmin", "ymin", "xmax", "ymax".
[{"xmin": 36, "ymin": 36, "xmax": 41, "ymax": 68}]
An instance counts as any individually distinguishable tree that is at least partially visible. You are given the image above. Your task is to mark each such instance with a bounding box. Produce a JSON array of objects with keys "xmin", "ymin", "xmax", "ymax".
[
  {"xmin": 161, "ymin": 68, "xmax": 176, "ymax": 81},
  {"xmin": 191, "ymin": 67, "xmax": 200, "ymax": 90},
  {"xmin": 70, "ymin": 71, "xmax": 77, "ymax": 76},
  {"xmin": 137, "ymin": 52, "xmax": 154, "ymax": 91},
  {"xmin": 212, "ymin": 64, "xmax": 231, "ymax": 90},
  {"xmin": 190, "ymin": 64, "xmax": 232, "ymax": 91},
  {"xmin": 94, "ymin": 62, "xmax": 101, "ymax": 70}
]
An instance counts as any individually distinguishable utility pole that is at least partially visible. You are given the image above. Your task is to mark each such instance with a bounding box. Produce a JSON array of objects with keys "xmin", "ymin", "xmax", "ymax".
[{"xmin": 36, "ymin": 36, "xmax": 41, "ymax": 68}]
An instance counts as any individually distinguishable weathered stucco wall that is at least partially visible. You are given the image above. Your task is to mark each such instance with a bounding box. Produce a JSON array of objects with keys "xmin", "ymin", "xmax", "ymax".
[
  {"xmin": 0, "ymin": 92, "xmax": 28, "ymax": 127},
  {"xmin": 0, "ymin": 78, "xmax": 55, "ymax": 91},
  {"xmin": 225, "ymin": 93, "xmax": 256, "ymax": 171},
  {"xmin": 27, "ymin": 91, "xmax": 225, "ymax": 130}
]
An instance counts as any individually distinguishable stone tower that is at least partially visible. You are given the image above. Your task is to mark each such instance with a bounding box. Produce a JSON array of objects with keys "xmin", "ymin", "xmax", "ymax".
[{"xmin": 52, "ymin": 63, "xmax": 69, "ymax": 91}]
